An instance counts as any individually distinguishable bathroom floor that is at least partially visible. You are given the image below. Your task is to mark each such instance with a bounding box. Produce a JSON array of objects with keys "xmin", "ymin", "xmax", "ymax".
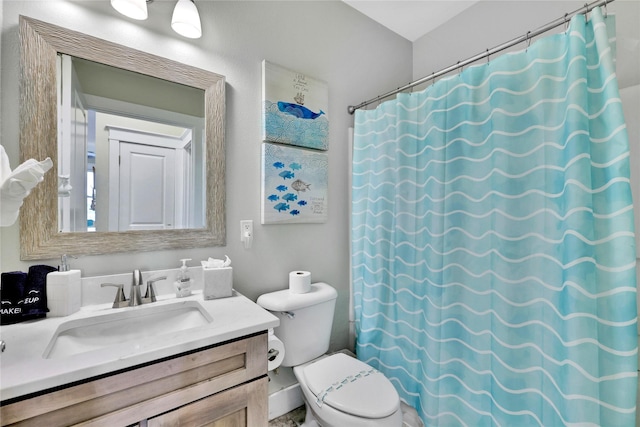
[{"xmin": 268, "ymin": 406, "xmax": 306, "ymax": 427}]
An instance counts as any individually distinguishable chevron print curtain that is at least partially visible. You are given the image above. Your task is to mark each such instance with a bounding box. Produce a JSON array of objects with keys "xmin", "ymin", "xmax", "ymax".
[{"xmin": 351, "ymin": 8, "xmax": 637, "ymax": 426}]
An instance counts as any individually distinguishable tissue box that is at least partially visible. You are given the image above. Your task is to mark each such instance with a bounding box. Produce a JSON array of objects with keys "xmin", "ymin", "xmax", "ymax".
[{"xmin": 203, "ymin": 267, "xmax": 233, "ymax": 299}]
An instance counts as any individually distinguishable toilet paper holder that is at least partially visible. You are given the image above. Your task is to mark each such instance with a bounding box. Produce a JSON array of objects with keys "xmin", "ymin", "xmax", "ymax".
[{"xmin": 268, "ymin": 348, "xmax": 280, "ymax": 362}]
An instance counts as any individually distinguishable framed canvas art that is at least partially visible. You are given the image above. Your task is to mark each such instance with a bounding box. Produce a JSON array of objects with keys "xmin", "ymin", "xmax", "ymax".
[
  {"xmin": 262, "ymin": 60, "xmax": 329, "ymax": 151},
  {"xmin": 261, "ymin": 142, "xmax": 328, "ymax": 224}
]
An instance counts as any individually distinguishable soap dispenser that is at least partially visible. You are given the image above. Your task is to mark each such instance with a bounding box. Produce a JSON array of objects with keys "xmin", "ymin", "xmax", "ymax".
[
  {"xmin": 46, "ymin": 254, "xmax": 82, "ymax": 317},
  {"xmin": 175, "ymin": 258, "xmax": 193, "ymax": 298}
]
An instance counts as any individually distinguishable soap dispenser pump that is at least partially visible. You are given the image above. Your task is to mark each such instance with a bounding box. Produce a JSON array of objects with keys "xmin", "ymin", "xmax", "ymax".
[
  {"xmin": 175, "ymin": 258, "xmax": 193, "ymax": 298},
  {"xmin": 59, "ymin": 254, "xmax": 72, "ymax": 271},
  {"xmin": 46, "ymin": 254, "xmax": 82, "ymax": 317}
]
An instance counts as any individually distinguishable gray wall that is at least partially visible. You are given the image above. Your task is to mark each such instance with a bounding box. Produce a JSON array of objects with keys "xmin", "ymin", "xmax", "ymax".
[
  {"xmin": 412, "ymin": 1, "xmax": 640, "ymax": 90},
  {"xmin": 0, "ymin": 0, "xmax": 412, "ymax": 351}
]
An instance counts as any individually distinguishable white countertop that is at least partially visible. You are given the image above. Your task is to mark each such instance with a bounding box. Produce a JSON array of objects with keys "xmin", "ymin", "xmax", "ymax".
[{"xmin": 0, "ymin": 290, "xmax": 279, "ymax": 402}]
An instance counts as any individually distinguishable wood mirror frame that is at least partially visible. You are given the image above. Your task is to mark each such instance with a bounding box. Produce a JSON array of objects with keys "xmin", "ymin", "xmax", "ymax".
[{"xmin": 19, "ymin": 16, "xmax": 226, "ymax": 260}]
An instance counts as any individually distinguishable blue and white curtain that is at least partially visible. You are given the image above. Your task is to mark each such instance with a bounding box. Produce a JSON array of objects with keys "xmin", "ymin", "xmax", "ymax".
[{"xmin": 352, "ymin": 8, "xmax": 637, "ymax": 426}]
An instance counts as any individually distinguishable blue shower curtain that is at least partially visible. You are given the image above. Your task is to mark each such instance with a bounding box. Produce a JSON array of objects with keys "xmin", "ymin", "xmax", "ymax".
[{"xmin": 352, "ymin": 8, "xmax": 637, "ymax": 427}]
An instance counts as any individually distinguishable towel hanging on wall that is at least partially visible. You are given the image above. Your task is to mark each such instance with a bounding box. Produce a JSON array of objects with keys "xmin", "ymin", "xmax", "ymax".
[{"xmin": 0, "ymin": 144, "xmax": 53, "ymax": 227}]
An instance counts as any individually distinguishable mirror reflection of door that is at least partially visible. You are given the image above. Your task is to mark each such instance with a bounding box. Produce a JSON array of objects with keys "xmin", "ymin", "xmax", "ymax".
[
  {"xmin": 57, "ymin": 54, "xmax": 206, "ymax": 233},
  {"xmin": 119, "ymin": 142, "xmax": 175, "ymax": 231},
  {"xmin": 105, "ymin": 126, "xmax": 193, "ymax": 231}
]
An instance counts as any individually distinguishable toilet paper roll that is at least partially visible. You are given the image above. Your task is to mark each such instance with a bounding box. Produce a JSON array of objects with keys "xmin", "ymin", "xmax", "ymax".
[
  {"xmin": 267, "ymin": 332, "xmax": 285, "ymax": 371},
  {"xmin": 289, "ymin": 270, "xmax": 311, "ymax": 294}
]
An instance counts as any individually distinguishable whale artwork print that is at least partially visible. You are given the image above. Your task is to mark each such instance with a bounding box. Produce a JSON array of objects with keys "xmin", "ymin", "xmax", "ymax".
[
  {"xmin": 262, "ymin": 60, "xmax": 329, "ymax": 150},
  {"xmin": 277, "ymin": 102, "xmax": 325, "ymax": 120},
  {"xmin": 261, "ymin": 142, "xmax": 328, "ymax": 224}
]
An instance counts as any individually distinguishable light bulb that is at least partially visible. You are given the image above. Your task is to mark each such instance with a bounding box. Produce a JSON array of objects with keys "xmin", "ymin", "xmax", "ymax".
[
  {"xmin": 111, "ymin": 0, "xmax": 148, "ymax": 20},
  {"xmin": 171, "ymin": 0, "xmax": 202, "ymax": 39}
]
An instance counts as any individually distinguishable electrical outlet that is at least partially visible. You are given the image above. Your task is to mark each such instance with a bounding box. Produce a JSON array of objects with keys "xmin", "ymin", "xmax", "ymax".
[{"xmin": 240, "ymin": 220, "xmax": 253, "ymax": 249}]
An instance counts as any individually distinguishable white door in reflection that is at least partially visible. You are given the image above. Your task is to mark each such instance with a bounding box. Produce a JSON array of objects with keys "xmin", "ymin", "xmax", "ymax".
[
  {"xmin": 119, "ymin": 142, "xmax": 176, "ymax": 231},
  {"xmin": 106, "ymin": 126, "xmax": 193, "ymax": 231}
]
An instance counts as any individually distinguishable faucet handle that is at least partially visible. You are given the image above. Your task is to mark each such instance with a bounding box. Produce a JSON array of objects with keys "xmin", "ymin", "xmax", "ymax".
[
  {"xmin": 101, "ymin": 283, "xmax": 127, "ymax": 308},
  {"xmin": 144, "ymin": 276, "xmax": 167, "ymax": 303}
]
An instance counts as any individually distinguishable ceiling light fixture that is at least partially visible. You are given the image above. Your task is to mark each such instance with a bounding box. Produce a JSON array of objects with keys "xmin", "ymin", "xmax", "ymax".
[
  {"xmin": 171, "ymin": 0, "xmax": 202, "ymax": 39},
  {"xmin": 111, "ymin": 0, "xmax": 202, "ymax": 39},
  {"xmin": 110, "ymin": 0, "xmax": 148, "ymax": 21}
]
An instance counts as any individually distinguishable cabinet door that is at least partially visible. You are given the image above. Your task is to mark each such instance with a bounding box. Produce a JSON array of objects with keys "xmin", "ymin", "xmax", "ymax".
[
  {"xmin": 148, "ymin": 377, "xmax": 267, "ymax": 427},
  {"xmin": 1, "ymin": 334, "xmax": 267, "ymax": 427}
]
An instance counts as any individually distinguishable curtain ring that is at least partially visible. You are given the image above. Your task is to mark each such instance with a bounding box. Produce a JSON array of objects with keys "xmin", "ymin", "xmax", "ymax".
[
  {"xmin": 584, "ymin": 2, "xmax": 590, "ymax": 20},
  {"xmin": 486, "ymin": 48, "xmax": 490, "ymax": 65},
  {"xmin": 457, "ymin": 60, "xmax": 462, "ymax": 75},
  {"xmin": 603, "ymin": 1, "xmax": 608, "ymax": 18},
  {"xmin": 564, "ymin": 13, "xmax": 569, "ymax": 31},
  {"xmin": 431, "ymin": 71, "xmax": 435, "ymax": 87},
  {"xmin": 526, "ymin": 31, "xmax": 531, "ymax": 50}
]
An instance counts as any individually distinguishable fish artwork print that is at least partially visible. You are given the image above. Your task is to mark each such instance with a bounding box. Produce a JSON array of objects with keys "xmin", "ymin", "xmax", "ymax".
[
  {"xmin": 291, "ymin": 179, "xmax": 311, "ymax": 193},
  {"xmin": 262, "ymin": 142, "xmax": 328, "ymax": 224}
]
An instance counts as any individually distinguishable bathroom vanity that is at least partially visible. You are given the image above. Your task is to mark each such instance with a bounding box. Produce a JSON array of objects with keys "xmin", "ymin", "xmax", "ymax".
[
  {"xmin": 0, "ymin": 290, "xmax": 279, "ymax": 426},
  {"xmin": 1, "ymin": 13, "xmax": 279, "ymax": 425}
]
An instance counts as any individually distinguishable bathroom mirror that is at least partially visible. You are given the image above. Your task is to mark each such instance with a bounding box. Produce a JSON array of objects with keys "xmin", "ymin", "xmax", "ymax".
[
  {"xmin": 19, "ymin": 16, "xmax": 226, "ymax": 260},
  {"xmin": 57, "ymin": 55, "xmax": 207, "ymax": 233}
]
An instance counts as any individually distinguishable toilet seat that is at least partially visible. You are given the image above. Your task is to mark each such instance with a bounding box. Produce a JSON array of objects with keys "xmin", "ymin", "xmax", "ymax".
[{"xmin": 301, "ymin": 353, "xmax": 400, "ymax": 419}]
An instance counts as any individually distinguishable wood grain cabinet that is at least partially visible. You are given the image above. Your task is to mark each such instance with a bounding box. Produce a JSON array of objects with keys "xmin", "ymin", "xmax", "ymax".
[{"xmin": 0, "ymin": 333, "xmax": 268, "ymax": 427}]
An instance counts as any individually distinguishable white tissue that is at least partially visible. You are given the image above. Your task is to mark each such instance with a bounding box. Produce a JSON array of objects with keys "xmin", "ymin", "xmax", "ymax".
[
  {"xmin": 202, "ymin": 255, "xmax": 233, "ymax": 300},
  {"xmin": 201, "ymin": 255, "xmax": 232, "ymax": 268},
  {"xmin": 0, "ymin": 145, "xmax": 53, "ymax": 227}
]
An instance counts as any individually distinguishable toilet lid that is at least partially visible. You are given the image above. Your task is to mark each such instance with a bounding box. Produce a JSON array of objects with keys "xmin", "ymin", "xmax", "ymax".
[{"xmin": 302, "ymin": 353, "xmax": 400, "ymax": 419}]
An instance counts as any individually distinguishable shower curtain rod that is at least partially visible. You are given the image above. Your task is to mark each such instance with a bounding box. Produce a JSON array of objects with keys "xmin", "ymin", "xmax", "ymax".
[{"xmin": 347, "ymin": 0, "xmax": 615, "ymax": 115}]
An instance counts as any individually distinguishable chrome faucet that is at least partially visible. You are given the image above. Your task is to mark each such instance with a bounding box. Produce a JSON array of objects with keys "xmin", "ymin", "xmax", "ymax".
[
  {"xmin": 129, "ymin": 269, "xmax": 143, "ymax": 306},
  {"xmin": 102, "ymin": 270, "xmax": 166, "ymax": 308}
]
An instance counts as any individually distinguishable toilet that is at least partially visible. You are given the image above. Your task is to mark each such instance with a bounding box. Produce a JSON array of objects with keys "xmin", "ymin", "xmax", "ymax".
[{"xmin": 257, "ymin": 282, "xmax": 403, "ymax": 427}]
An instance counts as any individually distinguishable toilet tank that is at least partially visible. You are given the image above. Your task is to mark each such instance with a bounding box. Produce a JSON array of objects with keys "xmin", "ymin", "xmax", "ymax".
[{"xmin": 257, "ymin": 282, "xmax": 338, "ymax": 367}]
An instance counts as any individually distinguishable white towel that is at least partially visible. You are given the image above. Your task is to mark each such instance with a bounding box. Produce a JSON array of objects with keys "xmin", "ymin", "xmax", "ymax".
[{"xmin": 0, "ymin": 145, "xmax": 53, "ymax": 226}]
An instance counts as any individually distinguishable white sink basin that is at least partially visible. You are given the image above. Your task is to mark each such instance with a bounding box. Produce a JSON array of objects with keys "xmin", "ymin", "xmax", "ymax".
[{"xmin": 43, "ymin": 301, "xmax": 213, "ymax": 359}]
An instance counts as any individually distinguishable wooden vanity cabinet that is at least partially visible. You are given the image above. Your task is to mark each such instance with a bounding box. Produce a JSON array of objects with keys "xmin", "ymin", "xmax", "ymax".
[
  {"xmin": 146, "ymin": 377, "xmax": 266, "ymax": 427},
  {"xmin": 0, "ymin": 332, "xmax": 268, "ymax": 427}
]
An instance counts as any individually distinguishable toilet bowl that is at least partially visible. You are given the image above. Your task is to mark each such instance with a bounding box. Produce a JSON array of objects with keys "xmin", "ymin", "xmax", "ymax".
[
  {"xmin": 257, "ymin": 282, "xmax": 403, "ymax": 427},
  {"xmin": 294, "ymin": 353, "xmax": 403, "ymax": 426}
]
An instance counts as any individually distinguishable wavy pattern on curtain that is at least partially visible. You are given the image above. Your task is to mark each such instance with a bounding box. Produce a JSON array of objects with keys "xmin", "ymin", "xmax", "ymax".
[{"xmin": 352, "ymin": 8, "xmax": 637, "ymax": 426}]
